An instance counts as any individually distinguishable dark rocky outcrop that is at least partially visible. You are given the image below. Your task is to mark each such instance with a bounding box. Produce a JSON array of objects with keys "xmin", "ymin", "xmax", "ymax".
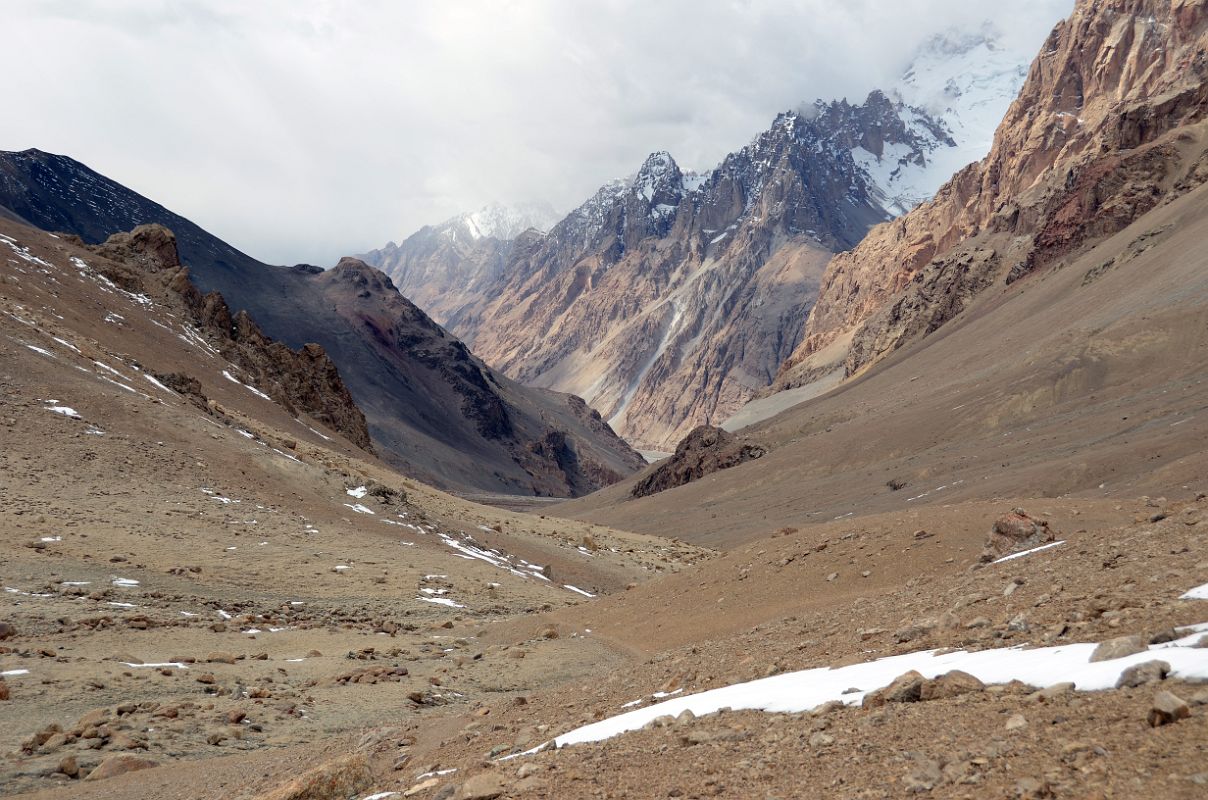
[
  {"xmin": 91, "ymin": 225, "xmax": 373, "ymax": 450},
  {"xmin": 631, "ymin": 425, "xmax": 766, "ymax": 498}
]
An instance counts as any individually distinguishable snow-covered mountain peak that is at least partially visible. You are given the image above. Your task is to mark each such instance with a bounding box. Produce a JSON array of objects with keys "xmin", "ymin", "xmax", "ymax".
[
  {"xmin": 849, "ymin": 22, "xmax": 1030, "ymax": 217},
  {"xmin": 461, "ymin": 201, "xmax": 561, "ymax": 241},
  {"xmin": 893, "ymin": 24, "xmax": 1028, "ymax": 143},
  {"xmin": 633, "ymin": 151, "xmax": 685, "ymax": 203}
]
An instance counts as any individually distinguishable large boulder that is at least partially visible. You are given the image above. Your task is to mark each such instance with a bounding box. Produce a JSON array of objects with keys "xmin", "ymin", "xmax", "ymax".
[
  {"xmin": 980, "ymin": 509, "xmax": 1056, "ymax": 562},
  {"xmin": 83, "ymin": 755, "xmax": 158, "ymax": 782}
]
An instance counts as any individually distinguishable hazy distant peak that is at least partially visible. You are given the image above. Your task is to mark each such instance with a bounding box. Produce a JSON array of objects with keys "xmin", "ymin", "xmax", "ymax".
[{"xmin": 458, "ymin": 201, "xmax": 561, "ymax": 241}]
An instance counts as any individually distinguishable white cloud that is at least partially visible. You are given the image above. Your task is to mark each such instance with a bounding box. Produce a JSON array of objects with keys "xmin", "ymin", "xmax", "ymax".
[{"xmin": 1, "ymin": 0, "xmax": 1071, "ymax": 265}]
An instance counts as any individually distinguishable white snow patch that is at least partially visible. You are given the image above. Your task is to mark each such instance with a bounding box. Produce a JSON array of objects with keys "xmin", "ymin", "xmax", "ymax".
[
  {"xmin": 523, "ymin": 620, "xmax": 1208, "ymax": 752},
  {"xmin": 44, "ymin": 403, "xmax": 81, "ymax": 419},
  {"xmin": 144, "ymin": 374, "xmax": 177, "ymax": 395},
  {"xmin": 993, "ymin": 541, "xmax": 1065, "ymax": 564},
  {"xmin": 564, "ymin": 584, "xmax": 596, "ymax": 598},
  {"xmin": 1181, "ymin": 583, "xmax": 1208, "ymax": 600},
  {"xmin": 346, "ymin": 486, "xmax": 368, "ymax": 498},
  {"xmin": 111, "ymin": 577, "xmax": 140, "ymax": 587},
  {"xmin": 1, "ymin": 669, "xmax": 31, "ymax": 677},
  {"xmin": 418, "ymin": 596, "xmax": 466, "ymax": 608},
  {"xmin": 344, "ymin": 503, "xmax": 375, "ymax": 515}
]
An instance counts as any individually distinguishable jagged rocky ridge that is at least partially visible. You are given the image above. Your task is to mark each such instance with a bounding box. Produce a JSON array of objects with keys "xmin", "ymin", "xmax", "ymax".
[
  {"xmin": 393, "ymin": 32, "xmax": 1028, "ymax": 450},
  {"xmin": 87, "ymin": 223, "xmax": 373, "ymax": 450},
  {"xmin": 774, "ymin": 0, "xmax": 1208, "ymax": 390},
  {"xmin": 0, "ymin": 151, "xmax": 644, "ymax": 495}
]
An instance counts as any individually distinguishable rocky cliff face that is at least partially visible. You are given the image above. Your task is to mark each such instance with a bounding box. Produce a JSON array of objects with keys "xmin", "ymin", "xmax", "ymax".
[
  {"xmin": 775, "ymin": 0, "xmax": 1208, "ymax": 389},
  {"xmin": 0, "ymin": 153, "xmax": 644, "ymax": 495},
  {"xmin": 86, "ymin": 224, "xmax": 375, "ymax": 450},
  {"xmin": 411, "ymin": 32, "xmax": 1027, "ymax": 450}
]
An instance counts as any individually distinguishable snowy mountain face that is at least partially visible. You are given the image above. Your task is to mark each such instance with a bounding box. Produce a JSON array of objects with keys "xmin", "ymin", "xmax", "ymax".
[
  {"xmin": 855, "ymin": 28, "xmax": 1030, "ymax": 216},
  {"xmin": 460, "ymin": 201, "xmax": 561, "ymax": 241}
]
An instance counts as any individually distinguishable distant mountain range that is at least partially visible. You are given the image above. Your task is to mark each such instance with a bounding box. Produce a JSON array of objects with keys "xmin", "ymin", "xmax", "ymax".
[
  {"xmin": 363, "ymin": 27, "xmax": 1030, "ymax": 450},
  {"xmin": 358, "ymin": 202, "xmax": 560, "ymax": 343}
]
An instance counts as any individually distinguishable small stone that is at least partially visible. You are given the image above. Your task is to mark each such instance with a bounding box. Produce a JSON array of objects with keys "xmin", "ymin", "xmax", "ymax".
[
  {"xmin": 1148, "ymin": 691, "xmax": 1190, "ymax": 727},
  {"xmin": 516, "ymin": 763, "xmax": 540, "ymax": 779},
  {"xmin": 808, "ymin": 732, "xmax": 834, "ymax": 747},
  {"xmin": 921, "ymin": 670, "xmax": 985, "ymax": 701},
  {"xmin": 1007, "ymin": 613, "xmax": 1029, "ymax": 632},
  {"xmin": 1089, "ymin": 635, "xmax": 1146, "ymax": 663},
  {"xmin": 904, "ymin": 760, "xmax": 942, "ymax": 792},
  {"xmin": 458, "ymin": 772, "xmax": 507, "ymax": 800},
  {"xmin": 0, "ymin": 621, "xmax": 17, "ymax": 640},
  {"xmin": 1005, "ymin": 713, "xmax": 1028, "ymax": 731},
  {"xmin": 207, "ymin": 652, "xmax": 237, "ymax": 664},
  {"xmin": 1014, "ymin": 777, "xmax": 1053, "ymax": 799},
  {"xmin": 84, "ymin": 755, "xmax": 158, "ymax": 781},
  {"xmin": 881, "ymin": 670, "xmax": 927, "ymax": 704},
  {"xmin": 404, "ymin": 778, "xmax": 440, "ymax": 796},
  {"xmin": 1148, "ymin": 629, "xmax": 1179, "ymax": 645},
  {"xmin": 58, "ymin": 754, "xmax": 79, "ymax": 778},
  {"xmin": 1036, "ymin": 682, "xmax": 1076, "ymax": 701},
  {"xmin": 1115, "ymin": 660, "xmax": 1170, "ymax": 689}
]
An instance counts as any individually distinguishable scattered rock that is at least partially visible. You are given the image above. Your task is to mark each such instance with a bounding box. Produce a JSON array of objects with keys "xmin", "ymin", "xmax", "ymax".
[
  {"xmin": 0, "ymin": 621, "xmax": 16, "ymax": 640},
  {"xmin": 1035, "ymin": 682, "xmax": 1076, "ymax": 701},
  {"xmin": 1115, "ymin": 660, "xmax": 1170, "ymax": 689},
  {"xmin": 1148, "ymin": 629, "xmax": 1179, "ymax": 645},
  {"xmin": 1005, "ymin": 713, "xmax": 1028, "ymax": 731},
  {"xmin": 83, "ymin": 755, "xmax": 158, "ymax": 782},
  {"xmin": 1148, "ymin": 691, "xmax": 1190, "ymax": 727},
  {"xmin": 58, "ymin": 754, "xmax": 79, "ymax": 779},
  {"xmin": 253, "ymin": 754, "xmax": 373, "ymax": 800},
  {"xmin": 981, "ymin": 509, "xmax": 1055, "ymax": 562},
  {"xmin": 920, "ymin": 670, "xmax": 985, "ymax": 701},
  {"xmin": 865, "ymin": 670, "xmax": 927, "ymax": 707},
  {"xmin": 1014, "ymin": 777, "xmax": 1054, "ymax": 799},
  {"xmin": 457, "ymin": 772, "xmax": 507, "ymax": 800},
  {"xmin": 1089, "ymin": 635, "xmax": 1147, "ymax": 663}
]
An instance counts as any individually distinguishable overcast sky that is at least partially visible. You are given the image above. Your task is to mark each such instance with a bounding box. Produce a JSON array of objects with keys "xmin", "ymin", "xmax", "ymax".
[{"xmin": 4, "ymin": 1, "xmax": 1070, "ymax": 265}]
